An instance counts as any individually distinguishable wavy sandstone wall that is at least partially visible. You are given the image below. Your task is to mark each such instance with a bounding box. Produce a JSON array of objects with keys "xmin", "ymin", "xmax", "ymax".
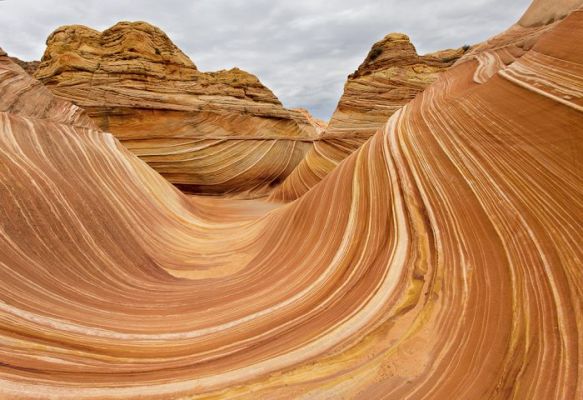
[
  {"xmin": 269, "ymin": 34, "xmax": 465, "ymax": 201},
  {"xmin": 8, "ymin": 56, "xmax": 39, "ymax": 75},
  {"xmin": 34, "ymin": 21, "xmax": 319, "ymax": 197},
  {"xmin": 0, "ymin": 1, "xmax": 582, "ymax": 398}
]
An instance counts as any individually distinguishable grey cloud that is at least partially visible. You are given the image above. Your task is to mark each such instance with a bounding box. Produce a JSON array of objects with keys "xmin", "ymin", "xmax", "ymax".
[{"xmin": 0, "ymin": 0, "xmax": 533, "ymax": 119}]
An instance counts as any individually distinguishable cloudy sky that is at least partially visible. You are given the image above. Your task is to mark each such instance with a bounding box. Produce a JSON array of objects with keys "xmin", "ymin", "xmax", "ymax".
[{"xmin": 0, "ymin": 0, "xmax": 532, "ymax": 119}]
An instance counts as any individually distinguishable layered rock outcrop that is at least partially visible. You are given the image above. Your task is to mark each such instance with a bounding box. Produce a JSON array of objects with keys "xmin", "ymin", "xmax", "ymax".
[
  {"xmin": 0, "ymin": 0, "xmax": 582, "ymax": 398},
  {"xmin": 8, "ymin": 56, "xmax": 39, "ymax": 75},
  {"xmin": 325, "ymin": 33, "xmax": 464, "ymax": 139},
  {"xmin": 34, "ymin": 21, "xmax": 318, "ymax": 197},
  {"xmin": 270, "ymin": 34, "xmax": 465, "ymax": 201},
  {"xmin": 292, "ymin": 107, "xmax": 328, "ymax": 135}
]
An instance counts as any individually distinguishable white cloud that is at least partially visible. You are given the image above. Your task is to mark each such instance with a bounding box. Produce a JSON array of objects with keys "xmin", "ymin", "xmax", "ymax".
[{"xmin": 0, "ymin": 0, "xmax": 533, "ymax": 119}]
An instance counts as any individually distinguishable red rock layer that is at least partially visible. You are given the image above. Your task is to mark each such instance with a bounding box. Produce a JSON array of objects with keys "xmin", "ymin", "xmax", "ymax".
[
  {"xmin": 8, "ymin": 56, "xmax": 39, "ymax": 75},
  {"xmin": 270, "ymin": 34, "xmax": 464, "ymax": 202},
  {"xmin": 0, "ymin": 2, "xmax": 582, "ymax": 398},
  {"xmin": 34, "ymin": 21, "xmax": 318, "ymax": 197}
]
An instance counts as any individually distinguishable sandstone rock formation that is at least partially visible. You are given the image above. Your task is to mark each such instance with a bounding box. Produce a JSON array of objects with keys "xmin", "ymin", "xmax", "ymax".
[
  {"xmin": 325, "ymin": 33, "xmax": 464, "ymax": 140},
  {"xmin": 292, "ymin": 107, "xmax": 328, "ymax": 135},
  {"xmin": 269, "ymin": 33, "xmax": 465, "ymax": 201},
  {"xmin": 34, "ymin": 21, "xmax": 319, "ymax": 197},
  {"xmin": 519, "ymin": 0, "xmax": 583, "ymax": 25},
  {"xmin": 8, "ymin": 56, "xmax": 39, "ymax": 75},
  {"xmin": 0, "ymin": 0, "xmax": 582, "ymax": 398}
]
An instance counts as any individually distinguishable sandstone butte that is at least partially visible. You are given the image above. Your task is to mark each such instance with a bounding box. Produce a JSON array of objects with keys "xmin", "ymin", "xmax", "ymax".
[
  {"xmin": 0, "ymin": 0, "xmax": 582, "ymax": 398},
  {"xmin": 269, "ymin": 33, "xmax": 466, "ymax": 201},
  {"xmin": 33, "ymin": 21, "xmax": 320, "ymax": 198}
]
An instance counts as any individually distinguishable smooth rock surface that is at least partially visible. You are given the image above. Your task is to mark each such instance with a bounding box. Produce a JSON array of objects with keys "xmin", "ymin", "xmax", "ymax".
[{"xmin": 0, "ymin": 1, "xmax": 582, "ymax": 398}]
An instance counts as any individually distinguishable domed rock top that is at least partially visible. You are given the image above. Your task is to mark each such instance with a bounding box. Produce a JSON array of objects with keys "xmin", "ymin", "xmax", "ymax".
[
  {"xmin": 353, "ymin": 32, "xmax": 419, "ymax": 77},
  {"xmin": 36, "ymin": 21, "xmax": 197, "ymax": 81}
]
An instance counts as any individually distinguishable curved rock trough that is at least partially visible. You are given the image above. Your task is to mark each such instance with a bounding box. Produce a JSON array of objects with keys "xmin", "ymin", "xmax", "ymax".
[{"xmin": 0, "ymin": 0, "xmax": 582, "ymax": 398}]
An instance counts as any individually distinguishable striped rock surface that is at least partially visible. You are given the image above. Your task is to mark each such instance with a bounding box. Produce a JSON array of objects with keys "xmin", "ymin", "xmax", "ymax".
[
  {"xmin": 0, "ymin": 1, "xmax": 582, "ymax": 398},
  {"xmin": 269, "ymin": 34, "xmax": 464, "ymax": 202},
  {"xmin": 34, "ymin": 21, "xmax": 319, "ymax": 198}
]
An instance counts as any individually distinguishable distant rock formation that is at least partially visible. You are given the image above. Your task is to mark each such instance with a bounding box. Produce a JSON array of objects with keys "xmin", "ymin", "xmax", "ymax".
[
  {"xmin": 324, "ymin": 33, "xmax": 464, "ymax": 139},
  {"xmin": 8, "ymin": 56, "xmax": 39, "ymax": 75},
  {"xmin": 34, "ymin": 21, "xmax": 319, "ymax": 197},
  {"xmin": 292, "ymin": 108, "xmax": 328, "ymax": 135},
  {"xmin": 270, "ymin": 34, "xmax": 465, "ymax": 201}
]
